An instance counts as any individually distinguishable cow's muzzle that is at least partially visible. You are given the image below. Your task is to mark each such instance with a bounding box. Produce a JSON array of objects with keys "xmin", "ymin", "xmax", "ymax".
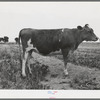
[
  {"xmin": 96, "ymin": 37, "xmax": 99, "ymax": 41},
  {"xmin": 93, "ymin": 37, "xmax": 99, "ymax": 41}
]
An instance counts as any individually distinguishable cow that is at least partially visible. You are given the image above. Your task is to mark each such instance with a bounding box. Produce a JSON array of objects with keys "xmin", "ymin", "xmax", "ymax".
[{"xmin": 19, "ymin": 24, "xmax": 98, "ymax": 77}]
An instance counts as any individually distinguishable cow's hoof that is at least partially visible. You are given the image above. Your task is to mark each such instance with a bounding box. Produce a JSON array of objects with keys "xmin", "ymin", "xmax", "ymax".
[
  {"xmin": 21, "ymin": 74, "xmax": 26, "ymax": 78},
  {"xmin": 62, "ymin": 70, "xmax": 69, "ymax": 79},
  {"xmin": 64, "ymin": 70, "xmax": 68, "ymax": 76},
  {"xmin": 28, "ymin": 69, "xmax": 32, "ymax": 75},
  {"xmin": 29, "ymin": 72, "xmax": 32, "ymax": 77},
  {"xmin": 62, "ymin": 74, "xmax": 68, "ymax": 79}
]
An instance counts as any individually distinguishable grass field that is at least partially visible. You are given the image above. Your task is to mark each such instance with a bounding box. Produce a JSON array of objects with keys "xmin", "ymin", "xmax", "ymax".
[{"xmin": 0, "ymin": 42, "xmax": 100, "ymax": 89}]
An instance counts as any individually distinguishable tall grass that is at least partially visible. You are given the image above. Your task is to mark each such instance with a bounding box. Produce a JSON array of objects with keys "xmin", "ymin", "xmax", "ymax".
[
  {"xmin": 70, "ymin": 70, "xmax": 100, "ymax": 90},
  {"xmin": 0, "ymin": 46, "xmax": 49, "ymax": 89}
]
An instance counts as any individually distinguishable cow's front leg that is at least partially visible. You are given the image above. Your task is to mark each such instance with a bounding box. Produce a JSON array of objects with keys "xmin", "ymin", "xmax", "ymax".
[
  {"xmin": 63, "ymin": 61, "xmax": 68, "ymax": 76},
  {"xmin": 22, "ymin": 50, "xmax": 29, "ymax": 77},
  {"xmin": 61, "ymin": 48, "xmax": 70, "ymax": 76}
]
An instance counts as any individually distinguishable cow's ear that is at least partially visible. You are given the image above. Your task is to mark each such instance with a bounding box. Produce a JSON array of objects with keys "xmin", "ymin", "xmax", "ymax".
[
  {"xmin": 85, "ymin": 24, "xmax": 89, "ymax": 28},
  {"xmin": 77, "ymin": 26, "xmax": 83, "ymax": 30}
]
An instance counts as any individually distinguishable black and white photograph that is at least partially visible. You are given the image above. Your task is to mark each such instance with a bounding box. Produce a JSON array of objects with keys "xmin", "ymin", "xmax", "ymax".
[{"xmin": 0, "ymin": 1, "xmax": 100, "ymax": 96}]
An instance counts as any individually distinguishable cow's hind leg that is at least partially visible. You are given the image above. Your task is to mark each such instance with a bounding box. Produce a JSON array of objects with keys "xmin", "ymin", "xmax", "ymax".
[
  {"xmin": 61, "ymin": 48, "xmax": 70, "ymax": 76},
  {"xmin": 22, "ymin": 50, "xmax": 29, "ymax": 77},
  {"xmin": 22, "ymin": 39, "xmax": 38, "ymax": 77},
  {"xmin": 27, "ymin": 50, "xmax": 34, "ymax": 75}
]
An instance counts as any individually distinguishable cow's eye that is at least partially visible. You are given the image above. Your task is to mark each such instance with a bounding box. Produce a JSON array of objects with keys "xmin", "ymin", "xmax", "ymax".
[
  {"xmin": 87, "ymin": 30, "xmax": 92, "ymax": 33},
  {"xmin": 87, "ymin": 30, "xmax": 90, "ymax": 33},
  {"xmin": 89, "ymin": 30, "xmax": 92, "ymax": 33}
]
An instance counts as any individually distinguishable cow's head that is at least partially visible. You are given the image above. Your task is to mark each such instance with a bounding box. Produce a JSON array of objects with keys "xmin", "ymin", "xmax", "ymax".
[{"xmin": 77, "ymin": 24, "xmax": 98, "ymax": 41}]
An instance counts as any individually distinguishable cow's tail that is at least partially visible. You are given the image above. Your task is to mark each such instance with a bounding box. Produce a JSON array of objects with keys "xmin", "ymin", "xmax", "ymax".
[{"xmin": 18, "ymin": 30, "xmax": 22, "ymax": 66}]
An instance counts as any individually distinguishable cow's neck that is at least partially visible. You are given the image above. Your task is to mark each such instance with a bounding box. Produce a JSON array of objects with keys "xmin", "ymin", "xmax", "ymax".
[{"xmin": 74, "ymin": 29, "xmax": 85, "ymax": 49}]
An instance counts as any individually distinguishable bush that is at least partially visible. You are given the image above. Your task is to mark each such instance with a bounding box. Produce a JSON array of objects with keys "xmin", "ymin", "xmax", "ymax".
[
  {"xmin": 0, "ymin": 46, "xmax": 49, "ymax": 89},
  {"xmin": 70, "ymin": 71, "xmax": 100, "ymax": 90}
]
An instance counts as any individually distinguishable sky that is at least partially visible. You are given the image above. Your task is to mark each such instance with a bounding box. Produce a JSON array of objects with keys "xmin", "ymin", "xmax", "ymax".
[{"xmin": 0, "ymin": 2, "xmax": 100, "ymax": 42}]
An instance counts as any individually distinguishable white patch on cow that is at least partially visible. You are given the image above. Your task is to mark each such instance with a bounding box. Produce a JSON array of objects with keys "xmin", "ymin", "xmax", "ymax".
[
  {"xmin": 26, "ymin": 39, "xmax": 38, "ymax": 53},
  {"xmin": 27, "ymin": 39, "xmax": 32, "ymax": 46},
  {"xmin": 59, "ymin": 28, "xmax": 64, "ymax": 42},
  {"xmin": 64, "ymin": 68, "xmax": 68, "ymax": 75},
  {"xmin": 28, "ymin": 63, "xmax": 32, "ymax": 74},
  {"xmin": 22, "ymin": 51, "xmax": 29, "ymax": 77},
  {"xmin": 26, "ymin": 39, "xmax": 33, "ymax": 52},
  {"xmin": 59, "ymin": 39, "xmax": 61, "ymax": 42},
  {"xmin": 62, "ymin": 28, "xmax": 64, "ymax": 33}
]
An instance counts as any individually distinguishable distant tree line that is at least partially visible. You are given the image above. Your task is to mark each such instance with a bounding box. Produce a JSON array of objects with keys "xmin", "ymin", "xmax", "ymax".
[
  {"xmin": 0, "ymin": 36, "xmax": 20, "ymax": 44},
  {"xmin": 0, "ymin": 36, "xmax": 9, "ymax": 43},
  {"xmin": 15, "ymin": 37, "xmax": 19, "ymax": 44}
]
